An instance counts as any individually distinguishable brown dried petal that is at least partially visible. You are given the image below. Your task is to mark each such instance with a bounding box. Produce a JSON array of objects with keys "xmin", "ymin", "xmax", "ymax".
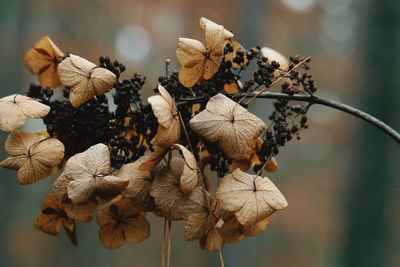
[
  {"xmin": 173, "ymin": 144, "xmax": 198, "ymax": 194},
  {"xmin": 120, "ymin": 156, "xmax": 156, "ymax": 212},
  {"xmin": 199, "ymin": 17, "xmax": 234, "ymax": 39},
  {"xmin": 150, "ymin": 161, "xmax": 187, "ymax": 221},
  {"xmin": 190, "ymin": 94, "xmax": 266, "ymax": 159},
  {"xmin": 184, "ymin": 187, "xmax": 221, "ymax": 241},
  {"xmin": 24, "ymin": 36, "xmax": 64, "ymax": 89},
  {"xmin": 200, "ymin": 227, "xmax": 224, "ymax": 251},
  {"xmin": 97, "ymin": 198, "xmax": 150, "ymax": 249}
]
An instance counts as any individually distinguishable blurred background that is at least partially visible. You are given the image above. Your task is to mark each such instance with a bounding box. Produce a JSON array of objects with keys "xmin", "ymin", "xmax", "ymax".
[{"xmin": 0, "ymin": 0, "xmax": 399, "ymax": 266}]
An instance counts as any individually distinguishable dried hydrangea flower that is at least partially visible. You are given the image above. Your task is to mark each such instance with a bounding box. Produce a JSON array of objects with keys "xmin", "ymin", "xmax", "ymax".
[
  {"xmin": 148, "ymin": 85, "xmax": 180, "ymax": 148},
  {"xmin": 229, "ymin": 138, "xmax": 278, "ymax": 173},
  {"xmin": 57, "ymin": 54, "xmax": 116, "ymax": 107},
  {"xmin": 190, "ymin": 93, "xmax": 266, "ymax": 159},
  {"xmin": 176, "ymin": 23, "xmax": 225, "ymax": 87},
  {"xmin": 184, "ymin": 187, "xmax": 222, "ymax": 241},
  {"xmin": 34, "ymin": 193, "xmax": 77, "ymax": 246},
  {"xmin": 216, "ymin": 169, "xmax": 287, "ymax": 225},
  {"xmin": 150, "ymin": 159, "xmax": 189, "ymax": 221},
  {"xmin": 0, "ymin": 130, "xmax": 64, "ymax": 184},
  {"xmin": 97, "ymin": 198, "xmax": 150, "ymax": 249},
  {"xmin": 24, "ymin": 36, "xmax": 64, "ymax": 89},
  {"xmin": 119, "ymin": 156, "xmax": 156, "ymax": 212},
  {"xmin": 59, "ymin": 143, "xmax": 128, "ymax": 204},
  {"xmin": 0, "ymin": 94, "xmax": 50, "ymax": 131},
  {"xmin": 173, "ymin": 144, "xmax": 198, "ymax": 194},
  {"xmin": 199, "ymin": 17, "xmax": 247, "ymax": 68},
  {"xmin": 52, "ymin": 174, "xmax": 97, "ymax": 222}
]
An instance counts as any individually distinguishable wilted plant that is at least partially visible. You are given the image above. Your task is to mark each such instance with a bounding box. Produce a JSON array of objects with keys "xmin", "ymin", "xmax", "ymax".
[{"xmin": 1, "ymin": 17, "xmax": 399, "ymax": 267}]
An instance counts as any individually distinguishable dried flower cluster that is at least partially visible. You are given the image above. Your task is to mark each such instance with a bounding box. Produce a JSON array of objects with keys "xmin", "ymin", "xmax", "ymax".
[{"xmin": 0, "ymin": 17, "xmax": 318, "ymax": 256}]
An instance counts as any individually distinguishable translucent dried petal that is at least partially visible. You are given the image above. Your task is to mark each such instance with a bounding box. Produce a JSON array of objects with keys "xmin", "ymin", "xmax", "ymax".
[
  {"xmin": 0, "ymin": 94, "xmax": 50, "ymax": 131},
  {"xmin": 0, "ymin": 130, "xmax": 64, "ymax": 184},
  {"xmin": 190, "ymin": 94, "xmax": 266, "ymax": 159},
  {"xmin": 173, "ymin": 144, "xmax": 198, "ymax": 194},
  {"xmin": 120, "ymin": 156, "xmax": 156, "ymax": 212},
  {"xmin": 184, "ymin": 187, "xmax": 221, "ymax": 241},
  {"xmin": 216, "ymin": 169, "xmax": 287, "ymax": 225},
  {"xmin": 59, "ymin": 143, "xmax": 128, "ymax": 204},
  {"xmin": 199, "ymin": 17, "xmax": 234, "ymax": 39},
  {"xmin": 58, "ymin": 54, "xmax": 116, "ymax": 107}
]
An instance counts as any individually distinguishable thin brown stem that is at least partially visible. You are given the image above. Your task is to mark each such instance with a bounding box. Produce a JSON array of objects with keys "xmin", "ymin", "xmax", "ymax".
[
  {"xmin": 167, "ymin": 221, "xmax": 172, "ymax": 267},
  {"xmin": 162, "ymin": 219, "xmax": 166, "ymax": 267}
]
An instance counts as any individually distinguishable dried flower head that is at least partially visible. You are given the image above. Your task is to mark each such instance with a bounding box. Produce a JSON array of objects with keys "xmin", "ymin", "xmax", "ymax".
[
  {"xmin": 0, "ymin": 130, "xmax": 64, "ymax": 184},
  {"xmin": 59, "ymin": 143, "xmax": 128, "ymax": 204},
  {"xmin": 97, "ymin": 198, "xmax": 150, "ymax": 249},
  {"xmin": 119, "ymin": 156, "xmax": 156, "ymax": 212},
  {"xmin": 190, "ymin": 93, "xmax": 266, "ymax": 159},
  {"xmin": 34, "ymin": 193, "xmax": 77, "ymax": 246},
  {"xmin": 216, "ymin": 169, "xmax": 287, "ymax": 225},
  {"xmin": 149, "ymin": 159, "xmax": 190, "ymax": 221},
  {"xmin": 148, "ymin": 85, "xmax": 180, "ymax": 148},
  {"xmin": 0, "ymin": 94, "xmax": 50, "ymax": 131},
  {"xmin": 52, "ymin": 174, "xmax": 97, "ymax": 222},
  {"xmin": 176, "ymin": 23, "xmax": 225, "ymax": 87},
  {"xmin": 184, "ymin": 187, "xmax": 221, "ymax": 241},
  {"xmin": 24, "ymin": 36, "xmax": 64, "ymax": 89},
  {"xmin": 57, "ymin": 54, "xmax": 116, "ymax": 107}
]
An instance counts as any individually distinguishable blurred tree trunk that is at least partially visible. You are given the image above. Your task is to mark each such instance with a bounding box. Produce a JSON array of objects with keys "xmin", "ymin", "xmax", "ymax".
[{"xmin": 344, "ymin": 1, "xmax": 400, "ymax": 266}]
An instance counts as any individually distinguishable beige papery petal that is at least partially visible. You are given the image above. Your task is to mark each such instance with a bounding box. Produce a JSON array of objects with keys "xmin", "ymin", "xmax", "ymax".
[
  {"xmin": 52, "ymin": 174, "xmax": 96, "ymax": 222},
  {"xmin": 199, "ymin": 226, "xmax": 224, "ymax": 251},
  {"xmin": 97, "ymin": 198, "xmax": 150, "ymax": 249},
  {"xmin": 58, "ymin": 54, "xmax": 116, "ymax": 107},
  {"xmin": 203, "ymin": 23, "xmax": 225, "ymax": 80},
  {"xmin": 216, "ymin": 169, "xmax": 287, "ymax": 226},
  {"xmin": 199, "ymin": 17, "xmax": 234, "ymax": 39},
  {"xmin": 190, "ymin": 94, "xmax": 266, "ymax": 159},
  {"xmin": 173, "ymin": 144, "xmax": 198, "ymax": 194},
  {"xmin": 198, "ymin": 18, "xmax": 246, "ymax": 69},
  {"xmin": 60, "ymin": 143, "xmax": 128, "ymax": 204},
  {"xmin": 34, "ymin": 193, "xmax": 77, "ymax": 246},
  {"xmin": 120, "ymin": 156, "xmax": 156, "ymax": 212},
  {"xmin": 0, "ymin": 94, "xmax": 50, "ymax": 131},
  {"xmin": 138, "ymin": 145, "xmax": 167, "ymax": 171},
  {"xmin": 149, "ymin": 161, "xmax": 187, "ymax": 221},
  {"xmin": 184, "ymin": 187, "xmax": 222, "ymax": 241},
  {"xmin": 176, "ymin": 24, "xmax": 224, "ymax": 87},
  {"xmin": 0, "ymin": 130, "xmax": 64, "ymax": 184},
  {"xmin": 24, "ymin": 36, "xmax": 64, "ymax": 89},
  {"xmin": 148, "ymin": 85, "xmax": 181, "ymax": 148}
]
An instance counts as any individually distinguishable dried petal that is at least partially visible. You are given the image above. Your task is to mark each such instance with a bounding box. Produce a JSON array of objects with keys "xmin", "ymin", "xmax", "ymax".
[
  {"xmin": 184, "ymin": 187, "xmax": 221, "ymax": 241},
  {"xmin": 97, "ymin": 198, "xmax": 150, "ymax": 249},
  {"xmin": 0, "ymin": 130, "xmax": 64, "ymax": 184},
  {"xmin": 34, "ymin": 194, "xmax": 77, "ymax": 246},
  {"xmin": 190, "ymin": 94, "xmax": 266, "ymax": 159},
  {"xmin": 0, "ymin": 94, "xmax": 50, "ymax": 131},
  {"xmin": 173, "ymin": 144, "xmax": 198, "ymax": 194},
  {"xmin": 58, "ymin": 54, "xmax": 116, "ymax": 107},
  {"xmin": 58, "ymin": 143, "xmax": 128, "ymax": 204},
  {"xmin": 199, "ymin": 17, "xmax": 234, "ymax": 39},
  {"xmin": 24, "ymin": 36, "xmax": 64, "ymax": 89},
  {"xmin": 120, "ymin": 156, "xmax": 156, "ymax": 212},
  {"xmin": 150, "ymin": 161, "xmax": 187, "ymax": 221},
  {"xmin": 216, "ymin": 169, "xmax": 287, "ymax": 225}
]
